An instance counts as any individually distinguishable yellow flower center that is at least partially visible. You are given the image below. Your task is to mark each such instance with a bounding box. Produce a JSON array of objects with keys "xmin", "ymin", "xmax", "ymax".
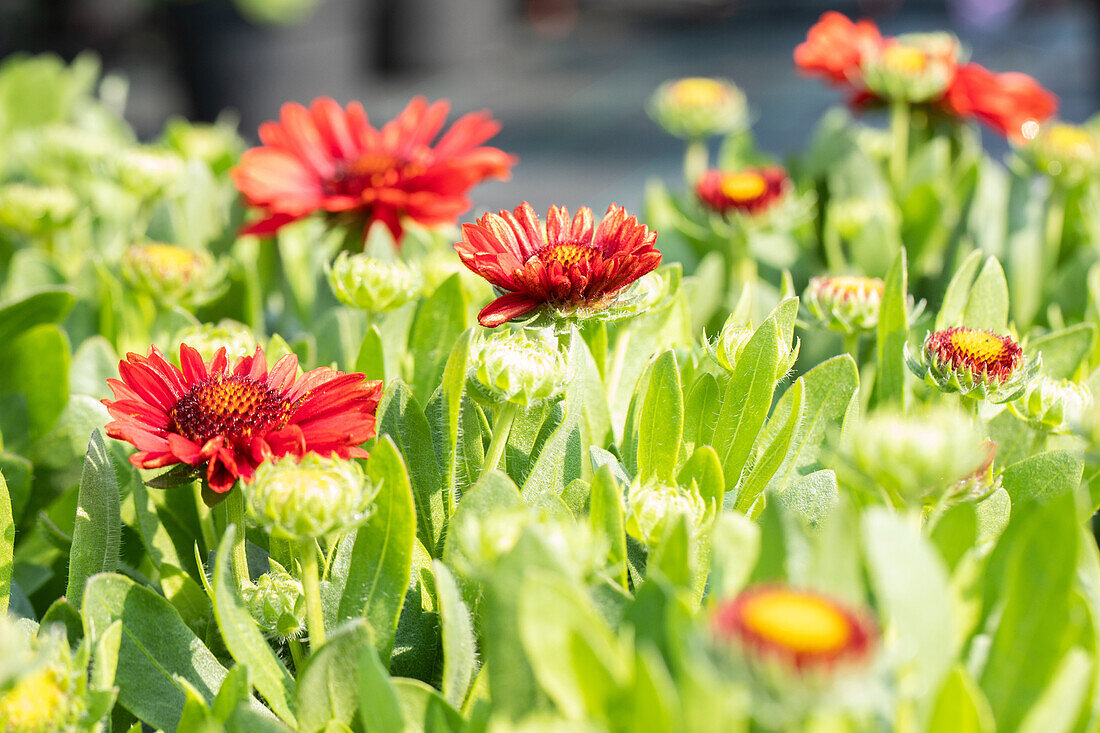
[
  {"xmin": 720, "ymin": 172, "xmax": 767, "ymax": 202},
  {"xmin": 669, "ymin": 78, "xmax": 730, "ymax": 108},
  {"xmin": 948, "ymin": 329, "xmax": 1008, "ymax": 365},
  {"xmin": 131, "ymin": 243, "xmax": 203, "ymax": 280},
  {"xmin": 1044, "ymin": 124, "xmax": 1098, "ymax": 157},
  {"xmin": 0, "ymin": 668, "xmax": 67, "ymax": 733},
  {"xmin": 881, "ymin": 45, "xmax": 929, "ymax": 75},
  {"xmin": 740, "ymin": 590, "xmax": 852, "ymax": 655},
  {"xmin": 538, "ymin": 243, "xmax": 599, "ymax": 269}
]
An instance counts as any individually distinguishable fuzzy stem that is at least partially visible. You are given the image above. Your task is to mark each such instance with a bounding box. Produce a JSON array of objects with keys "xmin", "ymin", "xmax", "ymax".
[
  {"xmin": 843, "ymin": 332, "xmax": 861, "ymax": 365},
  {"xmin": 683, "ymin": 139, "xmax": 709, "ymax": 187},
  {"xmin": 289, "ymin": 639, "xmax": 305, "ymax": 671},
  {"xmin": 223, "ymin": 488, "xmax": 250, "ymax": 590},
  {"xmin": 482, "ymin": 402, "xmax": 519, "ymax": 477},
  {"xmin": 889, "ymin": 99, "xmax": 911, "ymax": 190},
  {"xmin": 299, "ymin": 539, "xmax": 326, "ymax": 649}
]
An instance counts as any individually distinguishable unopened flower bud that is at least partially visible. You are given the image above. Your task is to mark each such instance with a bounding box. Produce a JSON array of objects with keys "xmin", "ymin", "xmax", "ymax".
[
  {"xmin": 804, "ymin": 276, "xmax": 884, "ymax": 335},
  {"xmin": 709, "ymin": 313, "xmax": 798, "ymax": 378},
  {"xmin": 112, "ymin": 147, "xmax": 185, "ymax": 197},
  {"xmin": 172, "ymin": 320, "xmax": 257, "ymax": 363},
  {"xmin": 830, "ymin": 197, "xmax": 878, "ymax": 240},
  {"xmin": 862, "ymin": 33, "xmax": 960, "ymax": 103},
  {"xmin": 162, "ymin": 119, "xmax": 242, "ymax": 173},
  {"xmin": 122, "ymin": 241, "xmax": 226, "ymax": 307},
  {"xmin": 328, "ymin": 251, "xmax": 421, "ymax": 313},
  {"xmin": 248, "ymin": 454, "xmax": 377, "ymax": 540},
  {"xmin": 625, "ymin": 482, "xmax": 706, "ymax": 546},
  {"xmin": 908, "ymin": 327, "xmax": 1038, "ymax": 403},
  {"xmin": 469, "ymin": 330, "xmax": 566, "ymax": 407},
  {"xmin": 1011, "ymin": 376, "xmax": 1091, "ymax": 433},
  {"xmin": 244, "ymin": 567, "xmax": 307, "ymax": 641},
  {"xmin": 648, "ymin": 77, "xmax": 747, "ymax": 140},
  {"xmin": 848, "ymin": 406, "xmax": 987, "ymax": 505},
  {"xmin": 1025, "ymin": 122, "xmax": 1100, "ymax": 183},
  {"xmin": 0, "ymin": 183, "xmax": 78, "ymax": 234},
  {"xmin": 0, "ymin": 620, "xmax": 83, "ymax": 733}
]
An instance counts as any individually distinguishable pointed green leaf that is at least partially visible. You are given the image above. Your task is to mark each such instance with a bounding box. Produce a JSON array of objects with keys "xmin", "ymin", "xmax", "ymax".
[
  {"xmin": 434, "ymin": 562, "xmax": 477, "ymax": 709},
  {"xmin": 67, "ymin": 430, "xmax": 120, "ymax": 608},
  {"xmin": 296, "ymin": 619, "xmax": 372, "ymax": 733},
  {"xmin": 637, "ymin": 351, "xmax": 683, "ymax": 482}
]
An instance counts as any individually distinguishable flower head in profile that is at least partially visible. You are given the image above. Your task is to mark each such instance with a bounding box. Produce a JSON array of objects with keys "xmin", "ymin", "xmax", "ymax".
[
  {"xmin": 454, "ymin": 202, "xmax": 661, "ymax": 328},
  {"xmin": 794, "ymin": 12, "xmax": 884, "ymax": 90},
  {"xmin": 103, "ymin": 344, "xmax": 382, "ymax": 494},
  {"xmin": 909, "ymin": 326, "xmax": 1037, "ymax": 403},
  {"xmin": 696, "ymin": 167, "xmax": 789, "ymax": 217},
  {"xmin": 862, "ymin": 33, "xmax": 961, "ymax": 103},
  {"xmin": 647, "ymin": 77, "xmax": 747, "ymax": 139},
  {"xmin": 231, "ymin": 96, "xmax": 516, "ymax": 245},
  {"xmin": 1024, "ymin": 121, "xmax": 1100, "ymax": 183},
  {"xmin": 712, "ymin": 585, "xmax": 876, "ymax": 673},
  {"xmin": 121, "ymin": 242, "xmax": 227, "ymax": 308},
  {"xmin": 249, "ymin": 454, "xmax": 377, "ymax": 540},
  {"xmin": 942, "ymin": 64, "xmax": 1057, "ymax": 141}
]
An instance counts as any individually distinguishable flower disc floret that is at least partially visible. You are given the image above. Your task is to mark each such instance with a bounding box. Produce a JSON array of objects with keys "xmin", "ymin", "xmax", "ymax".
[
  {"xmin": 454, "ymin": 201, "xmax": 661, "ymax": 328},
  {"xmin": 696, "ymin": 167, "xmax": 789, "ymax": 217},
  {"xmin": 469, "ymin": 330, "xmax": 566, "ymax": 407},
  {"xmin": 647, "ymin": 77, "xmax": 747, "ymax": 139},
  {"xmin": 909, "ymin": 327, "xmax": 1036, "ymax": 403},
  {"xmin": 712, "ymin": 586, "xmax": 876, "ymax": 673},
  {"xmin": 327, "ymin": 251, "xmax": 422, "ymax": 312},
  {"xmin": 248, "ymin": 454, "xmax": 377, "ymax": 540}
]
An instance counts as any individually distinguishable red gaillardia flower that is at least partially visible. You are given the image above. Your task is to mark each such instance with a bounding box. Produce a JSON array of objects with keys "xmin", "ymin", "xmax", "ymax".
[
  {"xmin": 231, "ymin": 96, "xmax": 516, "ymax": 244},
  {"xmin": 103, "ymin": 345, "xmax": 382, "ymax": 493},
  {"xmin": 794, "ymin": 11, "xmax": 883, "ymax": 89},
  {"xmin": 909, "ymin": 326, "xmax": 1038, "ymax": 403},
  {"xmin": 941, "ymin": 64, "xmax": 1057, "ymax": 141},
  {"xmin": 696, "ymin": 167, "xmax": 789, "ymax": 216},
  {"xmin": 712, "ymin": 586, "xmax": 876, "ymax": 673},
  {"xmin": 454, "ymin": 202, "xmax": 661, "ymax": 328}
]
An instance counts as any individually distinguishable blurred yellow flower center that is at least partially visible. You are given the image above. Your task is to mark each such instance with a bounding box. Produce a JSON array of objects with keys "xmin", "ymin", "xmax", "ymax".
[
  {"xmin": 1045, "ymin": 124, "xmax": 1097, "ymax": 156},
  {"xmin": 741, "ymin": 590, "xmax": 852, "ymax": 654},
  {"xmin": 948, "ymin": 329, "xmax": 1007, "ymax": 364},
  {"xmin": 0, "ymin": 668, "xmax": 66, "ymax": 732},
  {"xmin": 818, "ymin": 276, "xmax": 884, "ymax": 302},
  {"xmin": 539, "ymin": 243, "xmax": 599, "ymax": 268},
  {"xmin": 670, "ymin": 78, "xmax": 729, "ymax": 108},
  {"xmin": 131, "ymin": 243, "xmax": 202, "ymax": 279},
  {"xmin": 881, "ymin": 45, "xmax": 929, "ymax": 75},
  {"xmin": 720, "ymin": 172, "xmax": 767, "ymax": 202}
]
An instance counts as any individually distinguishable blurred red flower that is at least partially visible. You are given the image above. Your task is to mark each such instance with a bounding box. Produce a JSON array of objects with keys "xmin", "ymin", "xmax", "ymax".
[
  {"xmin": 942, "ymin": 64, "xmax": 1058, "ymax": 141},
  {"xmin": 231, "ymin": 96, "xmax": 516, "ymax": 244},
  {"xmin": 696, "ymin": 167, "xmax": 789, "ymax": 216},
  {"xmin": 794, "ymin": 11, "xmax": 883, "ymax": 88},
  {"xmin": 454, "ymin": 202, "xmax": 661, "ymax": 328},
  {"xmin": 104, "ymin": 345, "xmax": 381, "ymax": 493}
]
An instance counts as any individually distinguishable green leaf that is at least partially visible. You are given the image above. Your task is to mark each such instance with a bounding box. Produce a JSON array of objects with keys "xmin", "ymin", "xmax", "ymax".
[
  {"xmin": 392, "ymin": 679, "xmax": 468, "ymax": 732},
  {"xmin": 566, "ymin": 328, "xmax": 612, "ymax": 473},
  {"xmin": 335, "ymin": 437, "xmax": 415, "ymax": 660},
  {"xmin": 682, "ymin": 373, "xmax": 721, "ymax": 455},
  {"xmin": 637, "ymin": 351, "xmax": 683, "ymax": 483},
  {"xmin": 712, "ymin": 318, "xmax": 779, "ymax": 494},
  {"xmin": 1018, "ymin": 648, "xmax": 1093, "ymax": 733},
  {"xmin": 376, "ymin": 381, "xmax": 445, "ymax": 555},
  {"xmin": 296, "ymin": 619, "xmax": 372, "ymax": 733},
  {"xmin": 1027, "ymin": 324, "xmax": 1095, "ymax": 380},
  {"xmin": 433, "ymin": 561, "xmax": 477, "ymax": 709},
  {"xmin": 0, "ymin": 286, "xmax": 74, "ymax": 343},
  {"xmin": 1001, "ymin": 450, "xmax": 1083, "ymax": 508},
  {"xmin": 937, "ymin": 250, "xmax": 984, "ymax": 329},
  {"xmin": 520, "ymin": 407, "xmax": 582, "ymax": 506},
  {"xmin": 926, "ymin": 666, "xmax": 996, "ymax": 733},
  {"xmin": 67, "ymin": 430, "xmax": 121, "ymax": 608},
  {"xmin": 962, "ymin": 256, "xmax": 1009, "ymax": 332},
  {"xmin": 425, "ymin": 328, "xmax": 472, "ymax": 496},
  {"xmin": 677, "ymin": 445, "xmax": 723, "ymax": 515},
  {"xmin": 81, "ymin": 573, "xmax": 229, "ymax": 732},
  {"xmin": 354, "ymin": 325, "xmax": 386, "ymax": 383},
  {"xmin": 874, "ymin": 247, "xmax": 910, "ymax": 407},
  {"xmin": 213, "ymin": 528, "xmax": 297, "ymax": 726},
  {"xmin": 737, "ymin": 379, "xmax": 803, "ymax": 514},
  {"xmin": 930, "ymin": 502, "xmax": 978, "ymax": 570},
  {"xmin": 0, "ymin": 471, "xmax": 11, "ymax": 615},
  {"xmin": 0, "ymin": 323, "xmax": 70, "ymax": 447},
  {"xmin": 589, "ymin": 464, "xmax": 628, "ymax": 588},
  {"xmin": 409, "ymin": 274, "xmax": 468, "ymax": 407},
  {"xmin": 357, "ymin": 645, "xmax": 403, "ymax": 733},
  {"xmin": 980, "ymin": 493, "xmax": 1079, "ymax": 732},
  {"xmin": 708, "ymin": 512, "xmax": 760, "ymax": 599},
  {"xmin": 863, "ymin": 509, "xmax": 953, "ymax": 697},
  {"xmin": 443, "ymin": 470, "xmax": 522, "ymax": 569}
]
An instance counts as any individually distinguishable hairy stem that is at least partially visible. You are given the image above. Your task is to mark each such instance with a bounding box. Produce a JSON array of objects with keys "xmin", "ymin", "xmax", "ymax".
[
  {"xmin": 482, "ymin": 402, "xmax": 519, "ymax": 478},
  {"xmin": 299, "ymin": 538, "xmax": 326, "ymax": 649}
]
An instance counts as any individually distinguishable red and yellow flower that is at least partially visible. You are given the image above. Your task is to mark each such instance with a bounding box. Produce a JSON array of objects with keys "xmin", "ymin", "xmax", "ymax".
[
  {"xmin": 231, "ymin": 96, "xmax": 516, "ymax": 245},
  {"xmin": 712, "ymin": 586, "xmax": 876, "ymax": 672},
  {"xmin": 695, "ymin": 167, "xmax": 789, "ymax": 217},
  {"xmin": 454, "ymin": 201, "xmax": 661, "ymax": 328},
  {"xmin": 103, "ymin": 344, "xmax": 382, "ymax": 493},
  {"xmin": 909, "ymin": 326, "xmax": 1037, "ymax": 403}
]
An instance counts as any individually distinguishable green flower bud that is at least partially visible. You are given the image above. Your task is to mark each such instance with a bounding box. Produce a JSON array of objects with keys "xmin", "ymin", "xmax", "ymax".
[
  {"xmin": 112, "ymin": 147, "xmax": 185, "ymax": 197},
  {"xmin": 327, "ymin": 251, "xmax": 422, "ymax": 313},
  {"xmin": 907, "ymin": 327, "xmax": 1039, "ymax": 404},
  {"xmin": 0, "ymin": 183, "xmax": 78, "ymax": 234},
  {"xmin": 862, "ymin": 33, "xmax": 960, "ymax": 103},
  {"xmin": 830, "ymin": 197, "xmax": 878, "ymax": 240},
  {"xmin": 0, "ymin": 620, "xmax": 83, "ymax": 733},
  {"xmin": 244, "ymin": 566, "xmax": 307, "ymax": 641},
  {"xmin": 708, "ymin": 313, "xmax": 799, "ymax": 377},
  {"xmin": 11, "ymin": 125, "xmax": 114, "ymax": 179},
  {"xmin": 1023, "ymin": 122, "xmax": 1100, "ymax": 184},
  {"xmin": 469, "ymin": 330, "xmax": 566, "ymax": 407},
  {"xmin": 121, "ymin": 241, "xmax": 227, "ymax": 308},
  {"xmin": 647, "ymin": 77, "xmax": 747, "ymax": 140},
  {"xmin": 162, "ymin": 119, "xmax": 242, "ymax": 173},
  {"xmin": 1010, "ymin": 376, "xmax": 1091, "ymax": 434},
  {"xmin": 804, "ymin": 276, "xmax": 885, "ymax": 335},
  {"xmin": 848, "ymin": 405, "xmax": 987, "ymax": 506},
  {"xmin": 625, "ymin": 482, "xmax": 707, "ymax": 546},
  {"xmin": 172, "ymin": 320, "xmax": 258, "ymax": 362},
  {"xmin": 248, "ymin": 454, "xmax": 377, "ymax": 540}
]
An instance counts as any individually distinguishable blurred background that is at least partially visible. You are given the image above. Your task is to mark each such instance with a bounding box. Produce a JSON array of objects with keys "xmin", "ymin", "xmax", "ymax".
[{"xmin": 0, "ymin": 0, "xmax": 1096, "ymax": 215}]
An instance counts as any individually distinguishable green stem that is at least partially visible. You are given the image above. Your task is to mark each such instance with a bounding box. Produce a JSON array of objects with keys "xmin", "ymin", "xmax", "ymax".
[
  {"xmin": 889, "ymin": 99, "xmax": 911, "ymax": 190},
  {"xmin": 481, "ymin": 402, "xmax": 519, "ymax": 477},
  {"xmin": 843, "ymin": 332, "xmax": 861, "ymax": 365},
  {"xmin": 822, "ymin": 211, "xmax": 847, "ymax": 274},
  {"xmin": 289, "ymin": 639, "xmax": 305, "ymax": 671},
  {"xmin": 1044, "ymin": 184, "xmax": 1067, "ymax": 276},
  {"xmin": 683, "ymin": 139, "xmax": 709, "ymax": 187},
  {"xmin": 223, "ymin": 488, "xmax": 250, "ymax": 590},
  {"xmin": 298, "ymin": 539, "xmax": 326, "ymax": 649}
]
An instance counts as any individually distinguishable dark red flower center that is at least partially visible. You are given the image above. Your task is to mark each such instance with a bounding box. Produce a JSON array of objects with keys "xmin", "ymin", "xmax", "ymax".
[
  {"xmin": 323, "ymin": 153, "xmax": 426, "ymax": 196},
  {"xmin": 170, "ymin": 374, "xmax": 295, "ymax": 448},
  {"xmin": 537, "ymin": 243, "xmax": 600, "ymax": 269}
]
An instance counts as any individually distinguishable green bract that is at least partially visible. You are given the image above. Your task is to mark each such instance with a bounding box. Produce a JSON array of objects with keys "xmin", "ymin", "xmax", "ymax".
[
  {"xmin": 243, "ymin": 566, "xmax": 307, "ymax": 641},
  {"xmin": 121, "ymin": 242, "xmax": 228, "ymax": 308},
  {"xmin": 468, "ymin": 329, "xmax": 566, "ymax": 407},
  {"xmin": 327, "ymin": 251, "xmax": 422, "ymax": 313},
  {"xmin": 248, "ymin": 454, "xmax": 377, "ymax": 540},
  {"xmin": 0, "ymin": 182, "xmax": 77, "ymax": 234},
  {"xmin": 624, "ymin": 481, "xmax": 707, "ymax": 546}
]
